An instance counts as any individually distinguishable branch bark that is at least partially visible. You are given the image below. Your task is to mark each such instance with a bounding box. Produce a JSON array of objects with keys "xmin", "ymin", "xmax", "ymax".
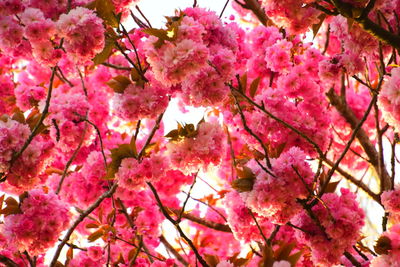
[
  {"xmin": 168, "ymin": 207, "xmax": 232, "ymax": 233},
  {"xmin": 50, "ymin": 183, "xmax": 118, "ymax": 267},
  {"xmin": 326, "ymin": 88, "xmax": 392, "ymax": 191}
]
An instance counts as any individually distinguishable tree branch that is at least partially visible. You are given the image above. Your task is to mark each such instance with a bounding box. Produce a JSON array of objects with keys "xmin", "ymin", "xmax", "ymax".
[{"xmin": 50, "ymin": 183, "xmax": 118, "ymax": 267}]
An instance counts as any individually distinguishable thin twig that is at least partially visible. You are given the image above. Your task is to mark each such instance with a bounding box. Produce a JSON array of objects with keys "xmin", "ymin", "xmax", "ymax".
[
  {"xmin": 11, "ymin": 67, "xmax": 57, "ymax": 165},
  {"xmin": 159, "ymin": 235, "xmax": 189, "ymax": 266},
  {"xmin": 49, "ymin": 183, "xmax": 118, "ymax": 267},
  {"xmin": 147, "ymin": 182, "xmax": 209, "ymax": 267}
]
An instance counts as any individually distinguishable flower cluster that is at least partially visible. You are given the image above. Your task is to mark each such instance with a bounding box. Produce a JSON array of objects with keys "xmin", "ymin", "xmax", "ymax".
[
  {"xmin": 0, "ymin": 117, "xmax": 31, "ymax": 174},
  {"xmin": 260, "ymin": 0, "xmax": 321, "ymax": 34},
  {"xmin": 371, "ymin": 224, "xmax": 400, "ymax": 266},
  {"xmin": 166, "ymin": 118, "xmax": 225, "ymax": 174},
  {"xmin": 46, "ymin": 84, "xmax": 91, "ymax": 152},
  {"xmin": 112, "ymin": 75, "xmax": 169, "ymax": 121},
  {"xmin": 378, "ymin": 67, "xmax": 400, "ymax": 133},
  {"xmin": 382, "ymin": 187, "xmax": 400, "ymax": 224},
  {"xmin": 293, "ymin": 188, "xmax": 365, "ymax": 266},
  {"xmin": 144, "ymin": 7, "xmax": 238, "ymax": 106},
  {"xmin": 3, "ymin": 189, "xmax": 70, "ymax": 256},
  {"xmin": 56, "ymin": 7, "xmax": 105, "ymax": 63},
  {"xmin": 243, "ymin": 147, "xmax": 313, "ymax": 224},
  {"xmin": 117, "ymin": 154, "xmax": 169, "ymax": 190}
]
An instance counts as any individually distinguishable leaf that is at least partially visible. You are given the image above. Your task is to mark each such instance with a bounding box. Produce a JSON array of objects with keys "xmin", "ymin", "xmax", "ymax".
[
  {"xmin": 85, "ymin": 223, "xmax": 100, "ymax": 229},
  {"xmin": 204, "ymin": 254, "xmax": 220, "ymax": 267},
  {"xmin": 0, "ymin": 194, "xmax": 4, "ymax": 211},
  {"xmin": 106, "ymin": 75, "xmax": 131, "ymax": 94},
  {"xmin": 347, "ymin": 18, "xmax": 355, "ymax": 31},
  {"xmin": 312, "ymin": 14, "xmax": 327, "ymax": 39},
  {"xmin": 93, "ymin": 28, "xmax": 117, "ymax": 65},
  {"xmin": 275, "ymin": 243, "xmax": 295, "ymax": 260},
  {"xmin": 107, "ymin": 209, "xmax": 116, "ymax": 224},
  {"xmin": 287, "ymin": 250, "xmax": 303, "ymax": 266},
  {"xmin": 95, "ymin": 0, "xmax": 118, "ymax": 27},
  {"xmin": 66, "ymin": 246, "xmax": 73, "ymax": 260},
  {"xmin": 165, "ymin": 129, "xmax": 179, "ymax": 140},
  {"xmin": 236, "ymin": 166, "xmax": 256, "ymax": 179},
  {"xmin": 5, "ymin": 197, "xmax": 18, "ymax": 206},
  {"xmin": 88, "ymin": 228, "xmax": 105, "ymax": 242},
  {"xmin": 104, "ymin": 144, "xmax": 136, "ymax": 180},
  {"xmin": 142, "ymin": 13, "xmax": 183, "ymax": 48},
  {"xmin": 142, "ymin": 28, "xmax": 171, "ymax": 49},
  {"xmin": 130, "ymin": 135, "xmax": 137, "ymax": 157},
  {"xmin": 231, "ymin": 177, "xmax": 255, "ymax": 192},
  {"xmin": 268, "ymin": 142, "xmax": 286, "ymax": 159},
  {"xmin": 239, "ymin": 73, "xmax": 247, "ymax": 93},
  {"xmin": 259, "ymin": 245, "xmax": 274, "ymax": 267},
  {"xmin": 128, "ymin": 248, "xmax": 138, "ymax": 261},
  {"xmin": 249, "ymin": 77, "xmax": 261, "ymax": 98},
  {"xmin": 114, "ymin": 253, "xmax": 125, "ymax": 265},
  {"xmin": 325, "ymin": 180, "xmax": 341, "ymax": 193},
  {"xmin": 18, "ymin": 191, "xmax": 29, "ymax": 204},
  {"xmin": 0, "ymin": 197, "xmax": 22, "ymax": 216},
  {"xmin": 26, "ymin": 110, "xmax": 48, "ymax": 133},
  {"xmin": 12, "ymin": 110, "xmax": 25, "ymax": 124}
]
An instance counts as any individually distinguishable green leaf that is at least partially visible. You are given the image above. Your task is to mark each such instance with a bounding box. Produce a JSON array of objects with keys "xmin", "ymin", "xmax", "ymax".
[
  {"xmin": 12, "ymin": 110, "xmax": 25, "ymax": 124},
  {"xmin": 95, "ymin": 0, "xmax": 118, "ymax": 27},
  {"xmin": 106, "ymin": 75, "xmax": 131, "ymax": 94},
  {"xmin": 287, "ymin": 250, "xmax": 303, "ymax": 266},
  {"xmin": 236, "ymin": 166, "xmax": 256, "ymax": 179},
  {"xmin": 231, "ymin": 177, "xmax": 255, "ymax": 192},
  {"xmin": 104, "ymin": 144, "xmax": 136, "ymax": 180},
  {"xmin": 130, "ymin": 135, "xmax": 137, "ymax": 157},
  {"xmin": 87, "ymin": 228, "xmax": 105, "ymax": 242},
  {"xmin": 93, "ymin": 28, "xmax": 117, "ymax": 65},
  {"xmin": 275, "ymin": 243, "xmax": 295, "ymax": 260}
]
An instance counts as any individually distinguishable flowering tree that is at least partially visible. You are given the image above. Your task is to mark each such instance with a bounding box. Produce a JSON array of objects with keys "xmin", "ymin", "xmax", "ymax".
[{"xmin": 1, "ymin": 0, "xmax": 400, "ymax": 266}]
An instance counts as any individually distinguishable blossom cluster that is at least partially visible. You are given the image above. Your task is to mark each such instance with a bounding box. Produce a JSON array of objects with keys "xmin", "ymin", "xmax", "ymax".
[
  {"xmin": 378, "ymin": 67, "xmax": 400, "ymax": 133},
  {"xmin": 3, "ymin": 189, "xmax": 70, "ymax": 256},
  {"xmin": 243, "ymin": 147, "xmax": 314, "ymax": 224},
  {"xmin": 166, "ymin": 118, "xmax": 225, "ymax": 174},
  {"xmin": 144, "ymin": 8, "xmax": 238, "ymax": 107},
  {"xmin": 293, "ymin": 188, "xmax": 365, "ymax": 266},
  {"xmin": 116, "ymin": 154, "xmax": 169, "ymax": 190}
]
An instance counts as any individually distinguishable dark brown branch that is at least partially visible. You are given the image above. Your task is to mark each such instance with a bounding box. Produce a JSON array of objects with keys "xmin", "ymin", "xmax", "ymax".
[
  {"xmin": 137, "ymin": 111, "xmax": 165, "ymax": 160},
  {"xmin": 56, "ymin": 116, "xmax": 88, "ymax": 194},
  {"xmin": 0, "ymin": 255, "xmax": 19, "ymax": 267},
  {"xmin": 102, "ymin": 62, "xmax": 131, "ymax": 71},
  {"xmin": 159, "ymin": 235, "xmax": 189, "ymax": 266},
  {"xmin": 168, "ymin": 207, "xmax": 232, "ymax": 233},
  {"xmin": 323, "ymin": 158, "xmax": 380, "ymax": 203},
  {"xmin": 11, "ymin": 67, "xmax": 56, "ymax": 165},
  {"xmin": 230, "ymin": 86, "xmax": 325, "ymax": 157},
  {"xmin": 319, "ymin": 90, "xmax": 378, "ymax": 196},
  {"xmin": 326, "ymin": 88, "xmax": 392, "ymax": 191},
  {"xmin": 50, "ymin": 183, "xmax": 118, "ymax": 267},
  {"xmin": 343, "ymin": 251, "xmax": 362, "ymax": 267},
  {"xmin": 117, "ymin": 198, "xmax": 154, "ymax": 263},
  {"xmin": 329, "ymin": 0, "xmax": 400, "ymax": 49},
  {"xmin": 147, "ymin": 182, "xmax": 209, "ymax": 267},
  {"xmin": 177, "ymin": 172, "xmax": 198, "ymax": 223},
  {"xmin": 220, "ymin": 0, "xmax": 230, "ymax": 18}
]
